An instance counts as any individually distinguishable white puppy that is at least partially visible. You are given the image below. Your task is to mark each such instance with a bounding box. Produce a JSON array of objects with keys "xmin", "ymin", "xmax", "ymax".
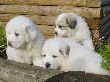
[
  {"xmin": 55, "ymin": 13, "xmax": 94, "ymax": 50},
  {"xmin": 41, "ymin": 37, "xmax": 109, "ymax": 76},
  {"xmin": 6, "ymin": 16, "xmax": 44, "ymax": 65}
]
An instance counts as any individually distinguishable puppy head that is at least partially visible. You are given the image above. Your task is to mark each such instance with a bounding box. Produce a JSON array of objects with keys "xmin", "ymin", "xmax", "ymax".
[
  {"xmin": 55, "ymin": 13, "xmax": 77, "ymax": 37},
  {"xmin": 41, "ymin": 38, "xmax": 70, "ymax": 69},
  {"xmin": 6, "ymin": 16, "xmax": 37, "ymax": 49}
]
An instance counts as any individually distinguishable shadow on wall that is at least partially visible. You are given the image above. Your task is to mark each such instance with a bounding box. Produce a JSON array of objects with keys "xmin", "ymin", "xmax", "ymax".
[{"xmin": 100, "ymin": 0, "xmax": 110, "ymax": 43}]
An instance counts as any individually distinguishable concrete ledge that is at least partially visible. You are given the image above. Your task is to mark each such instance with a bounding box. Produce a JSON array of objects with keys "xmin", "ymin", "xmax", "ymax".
[
  {"xmin": 0, "ymin": 58, "xmax": 62, "ymax": 82},
  {"xmin": 47, "ymin": 72, "xmax": 110, "ymax": 82},
  {"xmin": 0, "ymin": 58, "xmax": 109, "ymax": 82}
]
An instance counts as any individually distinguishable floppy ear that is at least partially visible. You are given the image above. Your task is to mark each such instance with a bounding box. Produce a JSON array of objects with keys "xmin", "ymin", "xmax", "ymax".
[
  {"xmin": 66, "ymin": 15, "xmax": 77, "ymax": 29},
  {"xmin": 59, "ymin": 45, "xmax": 70, "ymax": 57},
  {"xmin": 25, "ymin": 26, "xmax": 32, "ymax": 42}
]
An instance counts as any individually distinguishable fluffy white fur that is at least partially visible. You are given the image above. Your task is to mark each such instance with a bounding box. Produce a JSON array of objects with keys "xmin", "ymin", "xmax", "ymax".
[
  {"xmin": 6, "ymin": 16, "xmax": 44, "ymax": 65},
  {"xmin": 55, "ymin": 13, "xmax": 94, "ymax": 50},
  {"xmin": 41, "ymin": 37, "xmax": 109, "ymax": 76}
]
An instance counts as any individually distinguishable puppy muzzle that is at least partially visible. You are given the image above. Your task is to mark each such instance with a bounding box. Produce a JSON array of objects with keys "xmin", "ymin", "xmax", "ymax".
[
  {"xmin": 55, "ymin": 31, "xmax": 58, "ymax": 36},
  {"xmin": 7, "ymin": 41, "xmax": 13, "ymax": 47},
  {"xmin": 45, "ymin": 63, "xmax": 51, "ymax": 68}
]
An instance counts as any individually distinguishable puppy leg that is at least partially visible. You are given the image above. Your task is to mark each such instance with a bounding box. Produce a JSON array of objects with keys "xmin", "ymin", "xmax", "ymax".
[{"xmin": 33, "ymin": 57, "xmax": 43, "ymax": 67}]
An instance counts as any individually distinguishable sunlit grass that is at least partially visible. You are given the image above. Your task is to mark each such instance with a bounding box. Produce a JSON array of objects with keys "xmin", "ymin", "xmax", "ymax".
[
  {"xmin": 96, "ymin": 43, "xmax": 110, "ymax": 72},
  {"xmin": 0, "ymin": 26, "xmax": 7, "ymax": 58}
]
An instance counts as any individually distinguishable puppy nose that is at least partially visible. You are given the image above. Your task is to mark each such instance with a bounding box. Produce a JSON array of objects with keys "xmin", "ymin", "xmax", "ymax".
[
  {"xmin": 55, "ymin": 31, "xmax": 58, "ymax": 35},
  {"xmin": 8, "ymin": 41, "xmax": 12, "ymax": 46},
  {"xmin": 45, "ymin": 63, "xmax": 51, "ymax": 68}
]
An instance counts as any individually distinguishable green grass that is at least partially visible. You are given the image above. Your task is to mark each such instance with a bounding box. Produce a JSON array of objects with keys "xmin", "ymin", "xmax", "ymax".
[
  {"xmin": 96, "ymin": 43, "xmax": 110, "ymax": 72},
  {"xmin": 0, "ymin": 26, "xmax": 7, "ymax": 58}
]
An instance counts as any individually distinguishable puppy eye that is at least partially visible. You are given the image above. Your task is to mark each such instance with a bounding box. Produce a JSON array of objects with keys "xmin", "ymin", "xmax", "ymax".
[
  {"xmin": 59, "ymin": 25, "xmax": 63, "ymax": 29},
  {"xmin": 52, "ymin": 55, "xmax": 57, "ymax": 58},
  {"xmin": 43, "ymin": 55, "xmax": 46, "ymax": 57},
  {"xmin": 15, "ymin": 33, "xmax": 19, "ymax": 36}
]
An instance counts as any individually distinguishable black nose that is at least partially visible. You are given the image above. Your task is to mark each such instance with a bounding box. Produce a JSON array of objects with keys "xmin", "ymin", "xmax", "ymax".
[
  {"xmin": 45, "ymin": 63, "xmax": 51, "ymax": 68},
  {"xmin": 55, "ymin": 31, "xmax": 58, "ymax": 35},
  {"xmin": 8, "ymin": 41, "xmax": 12, "ymax": 46}
]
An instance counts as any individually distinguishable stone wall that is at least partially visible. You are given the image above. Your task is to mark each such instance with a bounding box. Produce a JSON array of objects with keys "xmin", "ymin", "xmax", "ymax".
[{"xmin": 0, "ymin": 0, "xmax": 101, "ymax": 42}]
